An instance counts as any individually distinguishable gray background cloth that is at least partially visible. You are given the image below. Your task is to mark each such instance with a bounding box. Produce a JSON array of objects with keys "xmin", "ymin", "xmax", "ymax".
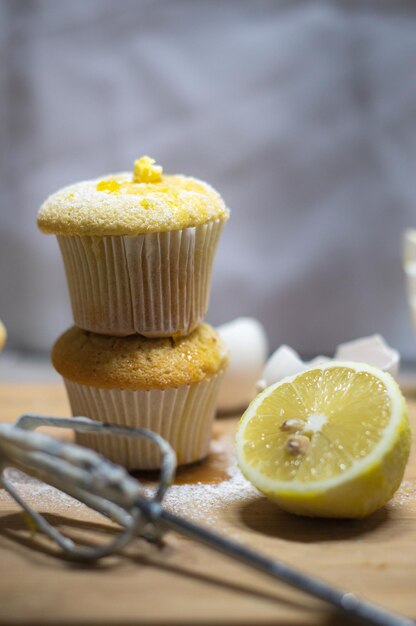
[{"xmin": 1, "ymin": 0, "xmax": 416, "ymax": 358}]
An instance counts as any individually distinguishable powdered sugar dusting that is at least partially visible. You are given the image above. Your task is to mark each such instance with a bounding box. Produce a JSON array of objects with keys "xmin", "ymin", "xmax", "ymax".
[
  {"xmin": 389, "ymin": 480, "xmax": 416, "ymax": 508},
  {"xmin": 150, "ymin": 467, "xmax": 258, "ymax": 528},
  {"xmin": 1, "ymin": 468, "xmax": 85, "ymax": 511},
  {"xmin": 155, "ymin": 431, "xmax": 259, "ymax": 525}
]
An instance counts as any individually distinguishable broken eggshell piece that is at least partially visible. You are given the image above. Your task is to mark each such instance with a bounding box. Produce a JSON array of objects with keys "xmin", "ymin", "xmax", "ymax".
[
  {"xmin": 216, "ymin": 317, "xmax": 268, "ymax": 413},
  {"xmin": 259, "ymin": 334, "xmax": 399, "ymax": 390},
  {"xmin": 334, "ymin": 335, "xmax": 399, "ymax": 378},
  {"xmin": 258, "ymin": 345, "xmax": 329, "ymax": 391}
]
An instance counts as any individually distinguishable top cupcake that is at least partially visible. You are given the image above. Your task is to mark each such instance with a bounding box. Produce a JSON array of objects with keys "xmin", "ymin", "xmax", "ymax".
[{"xmin": 37, "ymin": 156, "xmax": 230, "ymax": 236}]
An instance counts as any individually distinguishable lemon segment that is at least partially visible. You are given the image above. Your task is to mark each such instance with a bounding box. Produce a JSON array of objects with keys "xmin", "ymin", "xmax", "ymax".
[{"xmin": 236, "ymin": 362, "xmax": 411, "ymax": 518}]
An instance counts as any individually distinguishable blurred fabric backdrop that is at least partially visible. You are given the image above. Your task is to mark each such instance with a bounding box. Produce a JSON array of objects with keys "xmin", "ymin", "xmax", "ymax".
[{"xmin": 1, "ymin": 0, "xmax": 416, "ymax": 359}]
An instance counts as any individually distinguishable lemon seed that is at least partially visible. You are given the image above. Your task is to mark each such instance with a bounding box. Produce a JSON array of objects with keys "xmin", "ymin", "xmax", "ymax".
[
  {"xmin": 285, "ymin": 435, "xmax": 310, "ymax": 455},
  {"xmin": 280, "ymin": 418, "xmax": 305, "ymax": 433}
]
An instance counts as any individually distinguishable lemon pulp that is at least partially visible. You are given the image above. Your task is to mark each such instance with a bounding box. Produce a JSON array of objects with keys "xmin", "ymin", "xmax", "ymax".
[{"xmin": 236, "ymin": 362, "xmax": 411, "ymax": 518}]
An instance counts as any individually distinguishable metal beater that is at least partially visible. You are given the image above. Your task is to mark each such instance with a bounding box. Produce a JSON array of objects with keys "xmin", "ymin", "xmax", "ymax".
[{"xmin": 0, "ymin": 415, "xmax": 412, "ymax": 626}]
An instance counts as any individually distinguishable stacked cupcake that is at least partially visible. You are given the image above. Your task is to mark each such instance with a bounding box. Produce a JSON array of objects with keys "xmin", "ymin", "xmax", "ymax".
[{"xmin": 37, "ymin": 156, "xmax": 230, "ymax": 469}]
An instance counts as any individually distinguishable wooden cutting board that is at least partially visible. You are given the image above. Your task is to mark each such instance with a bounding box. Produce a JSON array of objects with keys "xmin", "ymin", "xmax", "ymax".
[{"xmin": 0, "ymin": 383, "xmax": 415, "ymax": 625}]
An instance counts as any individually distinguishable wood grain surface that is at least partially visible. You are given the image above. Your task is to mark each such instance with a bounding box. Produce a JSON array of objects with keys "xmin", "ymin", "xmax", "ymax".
[{"xmin": 0, "ymin": 383, "xmax": 415, "ymax": 626}]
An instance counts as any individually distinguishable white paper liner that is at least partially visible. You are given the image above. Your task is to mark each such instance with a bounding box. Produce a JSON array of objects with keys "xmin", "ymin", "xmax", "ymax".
[
  {"xmin": 57, "ymin": 220, "xmax": 224, "ymax": 337},
  {"xmin": 64, "ymin": 372, "xmax": 224, "ymax": 470}
]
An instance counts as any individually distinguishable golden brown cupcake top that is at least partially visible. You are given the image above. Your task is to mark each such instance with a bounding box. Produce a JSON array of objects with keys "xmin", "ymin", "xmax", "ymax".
[
  {"xmin": 52, "ymin": 323, "xmax": 229, "ymax": 391},
  {"xmin": 38, "ymin": 156, "xmax": 229, "ymax": 237}
]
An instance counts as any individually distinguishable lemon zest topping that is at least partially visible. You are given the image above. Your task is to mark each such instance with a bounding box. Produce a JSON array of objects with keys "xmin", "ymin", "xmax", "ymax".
[
  {"xmin": 95, "ymin": 157, "xmax": 163, "ymax": 195},
  {"xmin": 96, "ymin": 179, "xmax": 122, "ymax": 193},
  {"xmin": 133, "ymin": 155, "xmax": 163, "ymax": 183}
]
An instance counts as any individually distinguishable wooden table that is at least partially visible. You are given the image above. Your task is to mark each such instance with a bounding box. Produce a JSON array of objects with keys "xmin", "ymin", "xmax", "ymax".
[{"xmin": 0, "ymin": 383, "xmax": 415, "ymax": 625}]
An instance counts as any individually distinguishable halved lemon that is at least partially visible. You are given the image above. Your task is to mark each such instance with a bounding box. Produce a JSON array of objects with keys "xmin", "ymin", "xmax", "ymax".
[{"xmin": 236, "ymin": 362, "xmax": 411, "ymax": 518}]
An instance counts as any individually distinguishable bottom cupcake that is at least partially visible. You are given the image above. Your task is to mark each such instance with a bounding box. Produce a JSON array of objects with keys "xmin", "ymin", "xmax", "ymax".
[{"xmin": 52, "ymin": 324, "xmax": 228, "ymax": 470}]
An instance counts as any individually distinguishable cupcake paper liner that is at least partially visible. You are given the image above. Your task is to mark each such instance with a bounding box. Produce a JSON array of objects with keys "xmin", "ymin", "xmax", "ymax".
[
  {"xmin": 57, "ymin": 220, "xmax": 224, "ymax": 337},
  {"xmin": 64, "ymin": 372, "xmax": 224, "ymax": 470}
]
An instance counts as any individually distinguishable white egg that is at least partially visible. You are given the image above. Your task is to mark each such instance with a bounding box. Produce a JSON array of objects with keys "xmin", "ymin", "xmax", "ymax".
[{"xmin": 216, "ymin": 317, "xmax": 268, "ymax": 413}]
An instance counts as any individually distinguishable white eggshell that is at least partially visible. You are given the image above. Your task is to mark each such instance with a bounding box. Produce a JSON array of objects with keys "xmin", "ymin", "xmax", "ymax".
[
  {"xmin": 306, "ymin": 355, "xmax": 331, "ymax": 368},
  {"xmin": 216, "ymin": 317, "xmax": 268, "ymax": 413},
  {"xmin": 261, "ymin": 345, "xmax": 305, "ymax": 388},
  {"xmin": 334, "ymin": 334, "xmax": 400, "ymax": 378},
  {"xmin": 257, "ymin": 334, "xmax": 400, "ymax": 394}
]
